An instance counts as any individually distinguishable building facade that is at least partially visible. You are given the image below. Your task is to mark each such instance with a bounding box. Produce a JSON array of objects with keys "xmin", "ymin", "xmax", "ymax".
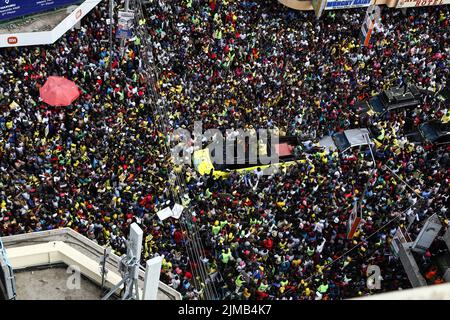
[{"xmin": 278, "ymin": 0, "xmax": 449, "ymax": 11}]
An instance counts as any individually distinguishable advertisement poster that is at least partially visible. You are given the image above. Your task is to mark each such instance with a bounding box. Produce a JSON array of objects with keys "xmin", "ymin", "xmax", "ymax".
[
  {"xmin": 326, "ymin": 0, "xmax": 372, "ymax": 9},
  {"xmin": 0, "ymin": 0, "xmax": 81, "ymax": 21}
]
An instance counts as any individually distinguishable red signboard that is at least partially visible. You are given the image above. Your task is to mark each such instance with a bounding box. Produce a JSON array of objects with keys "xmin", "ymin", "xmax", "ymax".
[{"xmin": 7, "ymin": 36, "xmax": 18, "ymax": 44}]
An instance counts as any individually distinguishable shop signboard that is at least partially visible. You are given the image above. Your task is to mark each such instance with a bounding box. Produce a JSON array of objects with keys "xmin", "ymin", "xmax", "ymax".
[
  {"xmin": 396, "ymin": 0, "xmax": 449, "ymax": 8},
  {"xmin": 326, "ymin": 0, "xmax": 372, "ymax": 9}
]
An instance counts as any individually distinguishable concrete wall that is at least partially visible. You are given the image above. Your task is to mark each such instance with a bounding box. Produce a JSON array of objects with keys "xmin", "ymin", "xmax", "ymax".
[
  {"xmin": 356, "ymin": 282, "xmax": 450, "ymax": 299},
  {"xmin": 396, "ymin": 240, "xmax": 428, "ymax": 287}
]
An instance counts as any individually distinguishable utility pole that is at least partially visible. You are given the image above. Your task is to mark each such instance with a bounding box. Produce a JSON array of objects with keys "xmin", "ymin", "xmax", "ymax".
[
  {"xmin": 99, "ymin": 247, "xmax": 111, "ymax": 297},
  {"xmin": 102, "ymin": 223, "xmax": 143, "ymax": 300},
  {"xmin": 120, "ymin": 0, "xmax": 129, "ymax": 57},
  {"xmin": 383, "ymin": 164, "xmax": 424, "ymax": 199},
  {"xmin": 109, "ymin": 0, "xmax": 114, "ymax": 78},
  {"xmin": 365, "ymin": 133, "xmax": 376, "ymax": 168},
  {"xmin": 118, "ymin": 0, "xmax": 133, "ymax": 58}
]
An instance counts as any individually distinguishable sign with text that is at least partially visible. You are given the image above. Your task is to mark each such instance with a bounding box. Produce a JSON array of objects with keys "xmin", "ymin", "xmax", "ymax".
[
  {"xmin": 0, "ymin": 0, "xmax": 81, "ymax": 21},
  {"xmin": 396, "ymin": 0, "xmax": 449, "ymax": 7},
  {"xmin": 326, "ymin": 0, "xmax": 372, "ymax": 9},
  {"xmin": 116, "ymin": 11, "xmax": 134, "ymax": 39}
]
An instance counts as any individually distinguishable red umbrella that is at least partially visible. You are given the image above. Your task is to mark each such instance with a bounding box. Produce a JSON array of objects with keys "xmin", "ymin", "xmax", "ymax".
[{"xmin": 39, "ymin": 76, "xmax": 80, "ymax": 106}]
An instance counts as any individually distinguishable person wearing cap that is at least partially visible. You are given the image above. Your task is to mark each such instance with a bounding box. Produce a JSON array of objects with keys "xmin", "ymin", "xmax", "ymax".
[{"xmin": 212, "ymin": 220, "xmax": 221, "ymax": 235}]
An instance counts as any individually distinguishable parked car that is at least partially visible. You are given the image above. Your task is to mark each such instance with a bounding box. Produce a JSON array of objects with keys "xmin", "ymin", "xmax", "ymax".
[
  {"xmin": 356, "ymin": 85, "xmax": 422, "ymax": 121},
  {"xmin": 318, "ymin": 128, "xmax": 373, "ymax": 154},
  {"xmin": 406, "ymin": 120, "xmax": 450, "ymax": 146}
]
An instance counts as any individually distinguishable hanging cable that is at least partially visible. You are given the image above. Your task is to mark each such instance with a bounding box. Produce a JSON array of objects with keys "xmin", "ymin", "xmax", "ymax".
[{"xmin": 133, "ymin": 0, "xmax": 219, "ymax": 299}]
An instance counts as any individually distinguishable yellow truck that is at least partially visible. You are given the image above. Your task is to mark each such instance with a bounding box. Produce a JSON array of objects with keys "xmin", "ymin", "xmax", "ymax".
[{"xmin": 192, "ymin": 136, "xmax": 308, "ymax": 178}]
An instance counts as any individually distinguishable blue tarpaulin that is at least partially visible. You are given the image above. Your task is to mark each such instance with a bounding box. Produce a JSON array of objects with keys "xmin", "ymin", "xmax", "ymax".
[{"xmin": 0, "ymin": 0, "xmax": 82, "ymax": 22}]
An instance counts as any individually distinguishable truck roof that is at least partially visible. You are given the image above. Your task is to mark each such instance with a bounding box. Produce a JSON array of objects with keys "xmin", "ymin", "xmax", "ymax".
[{"xmin": 359, "ymin": 85, "xmax": 422, "ymax": 116}]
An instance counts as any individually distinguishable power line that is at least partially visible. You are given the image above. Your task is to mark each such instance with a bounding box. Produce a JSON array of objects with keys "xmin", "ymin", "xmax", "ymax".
[
  {"xmin": 301, "ymin": 204, "xmax": 417, "ymax": 285},
  {"xmin": 133, "ymin": 0, "xmax": 219, "ymax": 300}
]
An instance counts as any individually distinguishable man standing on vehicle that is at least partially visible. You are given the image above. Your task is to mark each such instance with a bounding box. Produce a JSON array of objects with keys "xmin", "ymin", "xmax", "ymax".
[{"xmin": 398, "ymin": 73, "xmax": 409, "ymax": 94}]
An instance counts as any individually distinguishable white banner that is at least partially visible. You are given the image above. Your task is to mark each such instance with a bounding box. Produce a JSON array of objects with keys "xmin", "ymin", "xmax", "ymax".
[
  {"xmin": 0, "ymin": 0, "xmax": 101, "ymax": 48},
  {"xmin": 396, "ymin": 0, "xmax": 449, "ymax": 7},
  {"xmin": 156, "ymin": 207, "xmax": 173, "ymax": 221},
  {"xmin": 171, "ymin": 203, "xmax": 184, "ymax": 220}
]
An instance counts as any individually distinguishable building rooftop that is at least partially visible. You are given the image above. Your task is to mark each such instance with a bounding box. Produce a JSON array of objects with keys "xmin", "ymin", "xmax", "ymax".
[
  {"xmin": 14, "ymin": 265, "xmax": 104, "ymax": 300},
  {"xmin": 1, "ymin": 228, "xmax": 181, "ymax": 300},
  {"xmin": 0, "ymin": 7, "xmax": 75, "ymax": 35},
  {"xmin": 0, "ymin": 0, "xmax": 102, "ymax": 48}
]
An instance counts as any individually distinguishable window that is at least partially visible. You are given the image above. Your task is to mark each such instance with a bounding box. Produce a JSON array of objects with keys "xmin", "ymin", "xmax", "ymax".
[
  {"xmin": 420, "ymin": 123, "xmax": 440, "ymax": 142},
  {"xmin": 332, "ymin": 132, "xmax": 351, "ymax": 151},
  {"xmin": 369, "ymin": 95, "xmax": 386, "ymax": 113}
]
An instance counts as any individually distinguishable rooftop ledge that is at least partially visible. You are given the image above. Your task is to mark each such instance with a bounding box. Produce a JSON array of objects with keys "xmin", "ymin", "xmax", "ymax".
[{"xmin": 354, "ymin": 282, "xmax": 450, "ymax": 300}]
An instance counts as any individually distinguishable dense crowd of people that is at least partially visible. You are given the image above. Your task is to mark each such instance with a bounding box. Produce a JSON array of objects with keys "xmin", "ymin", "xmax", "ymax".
[{"xmin": 0, "ymin": 0, "xmax": 449, "ymax": 300}]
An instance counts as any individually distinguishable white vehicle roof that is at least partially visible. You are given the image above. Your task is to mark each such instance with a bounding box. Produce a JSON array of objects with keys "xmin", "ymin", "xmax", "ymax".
[
  {"xmin": 344, "ymin": 128, "xmax": 370, "ymax": 147},
  {"xmin": 319, "ymin": 128, "xmax": 371, "ymax": 153}
]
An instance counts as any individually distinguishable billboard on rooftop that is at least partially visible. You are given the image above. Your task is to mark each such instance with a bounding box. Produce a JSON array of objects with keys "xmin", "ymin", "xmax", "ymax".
[{"xmin": 0, "ymin": 0, "xmax": 82, "ymax": 22}]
